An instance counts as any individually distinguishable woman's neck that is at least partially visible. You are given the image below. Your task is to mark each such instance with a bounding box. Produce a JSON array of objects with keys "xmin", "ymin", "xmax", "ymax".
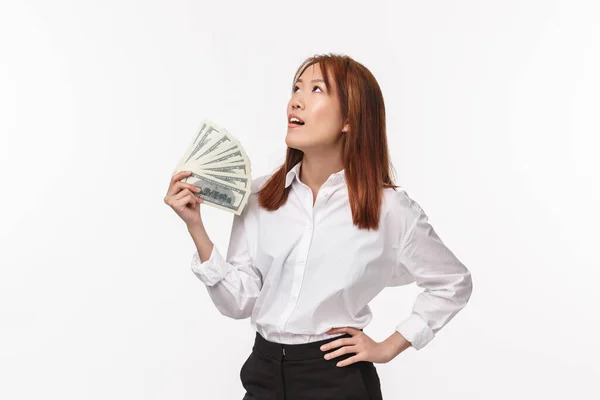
[{"xmin": 299, "ymin": 155, "xmax": 344, "ymax": 191}]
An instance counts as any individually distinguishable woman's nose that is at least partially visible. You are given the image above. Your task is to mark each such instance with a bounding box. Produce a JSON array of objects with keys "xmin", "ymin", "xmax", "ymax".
[{"xmin": 292, "ymin": 98, "xmax": 303, "ymax": 109}]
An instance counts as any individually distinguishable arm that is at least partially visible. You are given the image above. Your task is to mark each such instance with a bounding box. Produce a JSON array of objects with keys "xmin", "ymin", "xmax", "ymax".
[
  {"xmin": 393, "ymin": 204, "xmax": 473, "ymax": 350},
  {"xmin": 188, "ymin": 202, "xmax": 262, "ymax": 320}
]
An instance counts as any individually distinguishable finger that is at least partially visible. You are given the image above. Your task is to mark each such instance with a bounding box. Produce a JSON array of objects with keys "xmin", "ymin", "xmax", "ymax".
[
  {"xmin": 167, "ymin": 181, "xmax": 200, "ymax": 198},
  {"xmin": 188, "ymin": 193, "xmax": 203, "ymax": 207},
  {"xmin": 324, "ymin": 344, "xmax": 358, "ymax": 361},
  {"xmin": 175, "ymin": 194, "xmax": 195, "ymax": 209},
  {"xmin": 329, "ymin": 327, "xmax": 361, "ymax": 336},
  {"xmin": 188, "ymin": 197, "xmax": 199, "ymax": 210},
  {"xmin": 178, "ymin": 181, "xmax": 201, "ymax": 192},
  {"xmin": 173, "ymin": 188, "xmax": 195, "ymax": 201},
  {"xmin": 170, "ymin": 170, "xmax": 193, "ymax": 185},
  {"xmin": 320, "ymin": 338, "xmax": 353, "ymax": 352},
  {"xmin": 336, "ymin": 354, "xmax": 362, "ymax": 368},
  {"xmin": 169, "ymin": 181, "xmax": 198, "ymax": 194}
]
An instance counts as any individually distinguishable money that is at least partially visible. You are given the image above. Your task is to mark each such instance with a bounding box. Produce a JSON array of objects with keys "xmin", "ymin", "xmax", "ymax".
[{"xmin": 173, "ymin": 120, "xmax": 252, "ymax": 215}]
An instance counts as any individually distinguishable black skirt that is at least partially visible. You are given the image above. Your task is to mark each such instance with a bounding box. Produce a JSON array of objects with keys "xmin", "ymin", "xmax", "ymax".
[{"xmin": 240, "ymin": 330, "xmax": 383, "ymax": 400}]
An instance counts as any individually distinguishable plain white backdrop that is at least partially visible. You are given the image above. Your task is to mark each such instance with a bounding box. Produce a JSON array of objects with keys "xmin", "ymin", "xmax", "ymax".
[{"xmin": 1, "ymin": 0, "xmax": 598, "ymax": 398}]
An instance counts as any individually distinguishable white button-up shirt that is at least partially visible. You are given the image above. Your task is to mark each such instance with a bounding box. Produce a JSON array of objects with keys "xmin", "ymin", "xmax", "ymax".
[{"xmin": 191, "ymin": 161, "xmax": 473, "ymax": 350}]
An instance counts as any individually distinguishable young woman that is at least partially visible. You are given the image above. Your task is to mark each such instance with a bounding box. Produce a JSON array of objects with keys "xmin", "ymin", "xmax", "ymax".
[{"xmin": 165, "ymin": 53, "xmax": 473, "ymax": 399}]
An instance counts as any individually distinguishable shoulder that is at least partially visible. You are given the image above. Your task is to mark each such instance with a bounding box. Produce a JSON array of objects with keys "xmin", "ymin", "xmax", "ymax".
[
  {"xmin": 381, "ymin": 186, "xmax": 428, "ymax": 248},
  {"xmin": 382, "ymin": 186, "xmax": 426, "ymax": 230}
]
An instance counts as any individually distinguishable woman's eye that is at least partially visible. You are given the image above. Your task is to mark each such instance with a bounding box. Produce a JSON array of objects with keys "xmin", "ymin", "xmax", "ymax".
[{"xmin": 292, "ymin": 85, "xmax": 322, "ymax": 93}]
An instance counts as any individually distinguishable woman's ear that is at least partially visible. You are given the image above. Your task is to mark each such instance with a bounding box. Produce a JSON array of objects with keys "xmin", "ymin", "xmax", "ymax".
[{"xmin": 342, "ymin": 121, "xmax": 349, "ymax": 133}]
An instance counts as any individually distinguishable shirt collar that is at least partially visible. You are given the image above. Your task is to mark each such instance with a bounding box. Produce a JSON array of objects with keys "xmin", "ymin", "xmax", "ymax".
[{"xmin": 285, "ymin": 161, "xmax": 346, "ymax": 188}]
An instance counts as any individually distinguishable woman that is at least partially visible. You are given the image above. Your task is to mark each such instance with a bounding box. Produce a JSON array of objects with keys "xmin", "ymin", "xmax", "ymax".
[{"xmin": 165, "ymin": 53, "xmax": 473, "ymax": 399}]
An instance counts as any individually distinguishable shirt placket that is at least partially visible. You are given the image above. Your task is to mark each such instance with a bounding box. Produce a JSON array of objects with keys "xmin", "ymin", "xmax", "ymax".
[{"xmin": 277, "ymin": 182, "xmax": 318, "ymax": 333}]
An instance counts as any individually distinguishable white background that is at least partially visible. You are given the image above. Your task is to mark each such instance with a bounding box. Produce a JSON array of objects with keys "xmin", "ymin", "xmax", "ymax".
[{"xmin": 1, "ymin": 0, "xmax": 598, "ymax": 399}]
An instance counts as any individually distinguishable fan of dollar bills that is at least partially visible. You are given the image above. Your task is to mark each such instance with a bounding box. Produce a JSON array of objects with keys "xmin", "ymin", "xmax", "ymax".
[{"xmin": 172, "ymin": 120, "xmax": 252, "ymax": 215}]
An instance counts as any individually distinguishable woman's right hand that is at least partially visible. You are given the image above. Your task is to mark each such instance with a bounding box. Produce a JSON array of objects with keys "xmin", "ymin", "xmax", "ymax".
[{"xmin": 164, "ymin": 170, "xmax": 204, "ymax": 227}]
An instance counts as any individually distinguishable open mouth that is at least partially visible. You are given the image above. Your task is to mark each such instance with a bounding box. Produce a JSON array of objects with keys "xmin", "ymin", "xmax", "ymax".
[{"xmin": 289, "ymin": 116, "xmax": 305, "ymax": 125}]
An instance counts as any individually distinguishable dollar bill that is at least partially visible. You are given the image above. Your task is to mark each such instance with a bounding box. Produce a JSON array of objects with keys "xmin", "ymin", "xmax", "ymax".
[
  {"xmin": 173, "ymin": 120, "xmax": 252, "ymax": 214},
  {"xmin": 199, "ymin": 148, "xmax": 246, "ymax": 167},
  {"xmin": 189, "ymin": 133, "xmax": 238, "ymax": 163},
  {"xmin": 174, "ymin": 120, "xmax": 225, "ymax": 173},
  {"xmin": 198, "ymin": 170, "xmax": 251, "ymax": 190},
  {"xmin": 201, "ymin": 163, "xmax": 250, "ymax": 176},
  {"xmin": 184, "ymin": 172, "xmax": 250, "ymax": 215}
]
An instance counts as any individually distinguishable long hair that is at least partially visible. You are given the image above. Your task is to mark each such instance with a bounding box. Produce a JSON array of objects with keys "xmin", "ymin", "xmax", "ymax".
[{"xmin": 257, "ymin": 53, "xmax": 399, "ymax": 231}]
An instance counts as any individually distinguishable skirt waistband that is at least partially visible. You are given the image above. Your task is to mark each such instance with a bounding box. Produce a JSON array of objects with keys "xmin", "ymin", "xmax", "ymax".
[{"xmin": 252, "ymin": 330, "xmax": 362, "ymax": 361}]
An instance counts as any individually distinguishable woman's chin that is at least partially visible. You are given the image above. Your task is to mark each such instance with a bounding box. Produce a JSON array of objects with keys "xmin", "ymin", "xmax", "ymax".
[{"xmin": 285, "ymin": 132, "xmax": 307, "ymax": 149}]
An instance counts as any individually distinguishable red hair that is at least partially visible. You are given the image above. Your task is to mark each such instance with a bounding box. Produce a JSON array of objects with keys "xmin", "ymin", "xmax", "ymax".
[{"xmin": 257, "ymin": 53, "xmax": 399, "ymax": 230}]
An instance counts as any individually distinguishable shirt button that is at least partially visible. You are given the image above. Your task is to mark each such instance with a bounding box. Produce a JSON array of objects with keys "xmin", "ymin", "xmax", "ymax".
[{"xmin": 292, "ymin": 295, "xmax": 297, "ymax": 300}]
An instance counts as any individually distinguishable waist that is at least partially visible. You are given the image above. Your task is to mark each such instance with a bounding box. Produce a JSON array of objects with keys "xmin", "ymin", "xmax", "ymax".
[{"xmin": 252, "ymin": 329, "xmax": 362, "ymax": 361}]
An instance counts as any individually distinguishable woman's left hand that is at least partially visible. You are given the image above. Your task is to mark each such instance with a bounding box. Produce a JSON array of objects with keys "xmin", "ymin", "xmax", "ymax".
[{"xmin": 321, "ymin": 327, "xmax": 403, "ymax": 367}]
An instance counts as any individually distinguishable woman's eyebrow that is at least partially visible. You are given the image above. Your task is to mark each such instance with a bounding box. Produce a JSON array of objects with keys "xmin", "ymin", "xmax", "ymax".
[{"xmin": 296, "ymin": 78, "xmax": 325, "ymax": 84}]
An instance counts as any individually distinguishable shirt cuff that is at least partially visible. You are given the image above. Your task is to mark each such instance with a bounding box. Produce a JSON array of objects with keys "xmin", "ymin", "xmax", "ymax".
[
  {"xmin": 190, "ymin": 246, "xmax": 231, "ymax": 286},
  {"xmin": 395, "ymin": 313, "xmax": 435, "ymax": 350}
]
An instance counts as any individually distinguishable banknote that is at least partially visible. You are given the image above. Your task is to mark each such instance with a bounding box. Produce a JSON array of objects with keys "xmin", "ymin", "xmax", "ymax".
[
  {"xmin": 184, "ymin": 172, "xmax": 250, "ymax": 215},
  {"xmin": 191, "ymin": 134, "xmax": 238, "ymax": 163},
  {"xmin": 173, "ymin": 120, "xmax": 227, "ymax": 173},
  {"xmin": 196, "ymin": 170, "xmax": 251, "ymax": 190},
  {"xmin": 173, "ymin": 120, "xmax": 252, "ymax": 214},
  {"xmin": 199, "ymin": 148, "xmax": 246, "ymax": 167},
  {"xmin": 201, "ymin": 162, "xmax": 250, "ymax": 176}
]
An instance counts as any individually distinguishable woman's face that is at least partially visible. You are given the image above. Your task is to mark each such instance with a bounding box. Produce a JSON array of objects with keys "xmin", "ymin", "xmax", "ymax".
[{"xmin": 285, "ymin": 63, "xmax": 348, "ymax": 152}]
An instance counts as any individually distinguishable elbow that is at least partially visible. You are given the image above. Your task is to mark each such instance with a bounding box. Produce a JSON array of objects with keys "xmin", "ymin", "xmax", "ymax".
[
  {"xmin": 204, "ymin": 283, "xmax": 256, "ymax": 320},
  {"xmin": 211, "ymin": 291, "xmax": 255, "ymax": 320},
  {"xmin": 219, "ymin": 306, "xmax": 252, "ymax": 320},
  {"xmin": 457, "ymin": 269, "xmax": 473, "ymax": 308},
  {"xmin": 439, "ymin": 268, "xmax": 473, "ymax": 310}
]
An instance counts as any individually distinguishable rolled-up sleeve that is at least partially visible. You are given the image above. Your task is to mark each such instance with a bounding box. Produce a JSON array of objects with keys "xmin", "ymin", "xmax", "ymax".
[
  {"xmin": 394, "ymin": 203, "xmax": 473, "ymax": 350},
  {"xmin": 190, "ymin": 192, "xmax": 262, "ymax": 320}
]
